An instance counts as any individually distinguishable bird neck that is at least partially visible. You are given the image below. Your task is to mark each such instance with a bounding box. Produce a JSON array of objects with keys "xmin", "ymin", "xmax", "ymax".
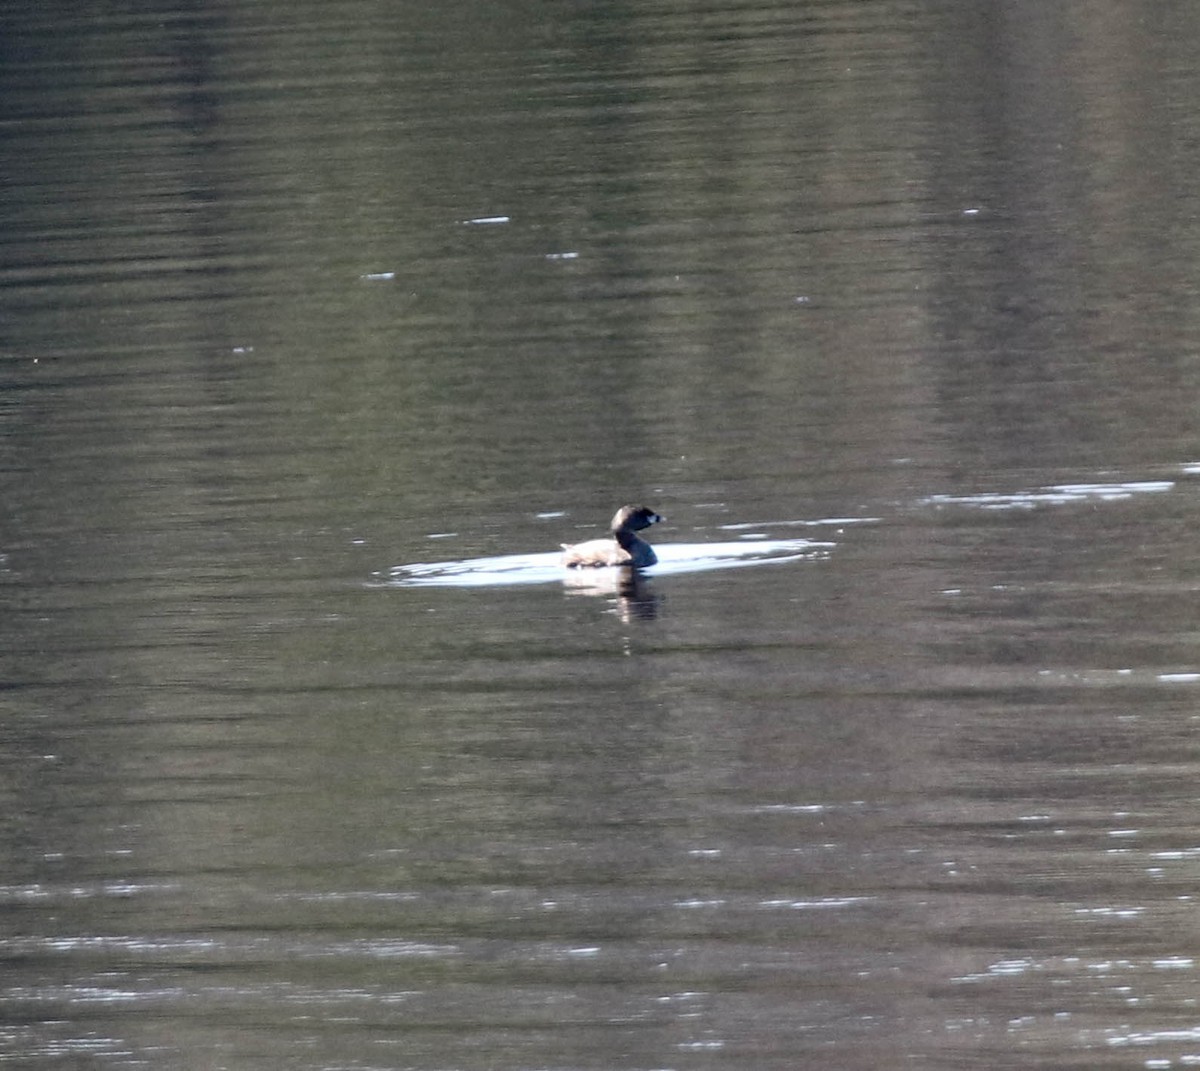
[{"xmin": 614, "ymin": 528, "xmax": 642, "ymax": 552}]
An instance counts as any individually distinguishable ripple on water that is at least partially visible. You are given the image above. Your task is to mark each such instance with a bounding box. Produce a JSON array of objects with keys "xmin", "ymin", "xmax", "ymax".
[
  {"xmin": 378, "ymin": 537, "xmax": 836, "ymax": 588},
  {"xmin": 922, "ymin": 479, "xmax": 1175, "ymax": 511}
]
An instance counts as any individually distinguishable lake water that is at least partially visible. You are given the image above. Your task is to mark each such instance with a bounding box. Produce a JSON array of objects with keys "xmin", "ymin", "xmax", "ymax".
[{"xmin": 6, "ymin": 1, "xmax": 1200, "ymax": 1068}]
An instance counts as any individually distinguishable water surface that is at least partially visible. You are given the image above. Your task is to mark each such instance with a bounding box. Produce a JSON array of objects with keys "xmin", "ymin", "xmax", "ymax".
[{"xmin": 6, "ymin": 2, "xmax": 1200, "ymax": 1069}]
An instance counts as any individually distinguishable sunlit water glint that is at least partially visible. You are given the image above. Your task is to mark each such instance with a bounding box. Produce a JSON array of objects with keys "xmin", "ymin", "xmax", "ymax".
[{"xmin": 380, "ymin": 522, "xmax": 865, "ymax": 588}]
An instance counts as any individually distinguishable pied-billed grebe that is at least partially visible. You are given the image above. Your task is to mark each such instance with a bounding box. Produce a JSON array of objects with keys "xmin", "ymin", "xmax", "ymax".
[{"xmin": 561, "ymin": 505, "xmax": 664, "ymax": 568}]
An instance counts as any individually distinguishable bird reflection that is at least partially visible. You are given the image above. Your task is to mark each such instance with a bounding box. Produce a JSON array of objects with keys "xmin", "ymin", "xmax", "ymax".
[{"xmin": 562, "ymin": 566, "xmax": 660, "ymax": 620}]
